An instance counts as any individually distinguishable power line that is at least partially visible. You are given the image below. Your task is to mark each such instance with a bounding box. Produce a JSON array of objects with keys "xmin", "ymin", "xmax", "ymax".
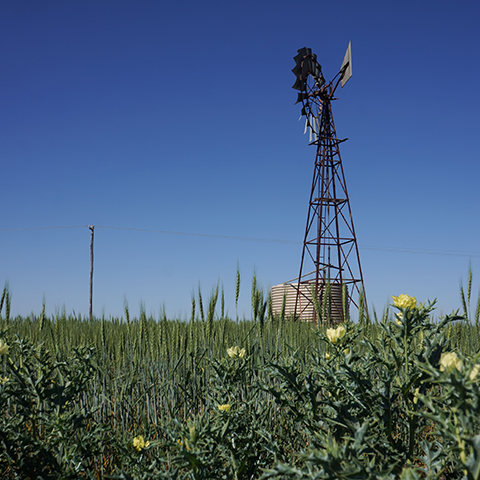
[
  {"xmin": 359, "ymin": 245, "xmax": 480, "ymax": 258},
  {"xmin": 93, "ymin": 224, "xmax": 299, "ymax": 245},
  {"xmin": 1, "ymin": 224, "xmax": 480, "ymax": 258},
  {"xmin": 0, "ymin": 224, "xmax": 298, "ymax": 244},
  {"xmin": 0, "ymin": 225, "xmax": 88, "ymax": 231}
]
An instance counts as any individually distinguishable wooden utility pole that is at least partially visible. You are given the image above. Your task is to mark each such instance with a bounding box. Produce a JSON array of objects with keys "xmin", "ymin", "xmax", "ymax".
[{"xmin": 89, "ymin": 225, "xmax": 94, "ymax": 319}]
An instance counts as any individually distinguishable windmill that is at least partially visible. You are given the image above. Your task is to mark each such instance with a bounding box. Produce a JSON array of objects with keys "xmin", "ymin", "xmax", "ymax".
[{"xmin": 291, "ymin": 43, "xmax": 366, "ymax": 323}]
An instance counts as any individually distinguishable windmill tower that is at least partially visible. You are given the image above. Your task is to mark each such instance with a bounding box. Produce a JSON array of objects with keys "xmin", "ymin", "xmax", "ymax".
[{"xmin": 291, "ymin": 43, "xmax": 366, "ymax": 323}]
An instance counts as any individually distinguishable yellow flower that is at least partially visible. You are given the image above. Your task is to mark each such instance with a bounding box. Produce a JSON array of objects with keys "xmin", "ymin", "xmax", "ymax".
[
  {"xmin": 392, "ymin": 294, "xmax": 417, "ymax": 309},
  {"xmin": 227, "ymin": 346, "xmax": 246, "ymax": 358},
  {"xmin": 217, "ymin": 404, "xmax": 231, "ymax": 413},
  {"xmin": 469, "ymin": 364, "xmax": 480, "ymax": 381},
  {"xmin": 413, "ymin": 387, "xmax": 420, "ymax": 404},
  {"xmin": 0, "ymin": 339, "xmax": 9, "ymax": 356},
  {"xmin": 133, "ymin": 435, "xmax": 150, "ymax": 451},
  {"xmin": 324, "ymin": 352, "xmax": 331, "ymax": 360},
  {"xmin": 440, "ymin": 352, "xmax": 463, "ymax": 372},
  {"xmin": 178, "ymin": 438, "xmax": 191, "ymax": 450},
  {"xmin": 326, "ymin": 325, "xmax": 346, "ymax": 344},
  {"xmin": 0, "ymin": 376, "xmax": 8, "ymax": 385}
]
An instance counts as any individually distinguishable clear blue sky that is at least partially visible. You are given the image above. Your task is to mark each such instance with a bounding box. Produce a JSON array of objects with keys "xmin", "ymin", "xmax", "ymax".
[{"xmin": 2, "ymin": 0, "xmax": 480, "ymax": 320}]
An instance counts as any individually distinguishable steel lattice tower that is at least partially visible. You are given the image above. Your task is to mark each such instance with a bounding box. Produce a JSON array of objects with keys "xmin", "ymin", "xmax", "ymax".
[{"xmin": 292, "ymin": 45, "xmax": 366, "ymax": 323}]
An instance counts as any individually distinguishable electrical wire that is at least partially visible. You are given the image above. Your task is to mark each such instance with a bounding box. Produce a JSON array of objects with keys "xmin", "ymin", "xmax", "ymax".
[{"xmin": 1, "ymin": 224, "xmax": 480, "ymax": 257}]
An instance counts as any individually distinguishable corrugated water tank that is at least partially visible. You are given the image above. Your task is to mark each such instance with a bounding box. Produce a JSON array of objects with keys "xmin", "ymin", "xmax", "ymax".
[{"xmin": 271, "ymin": 281, "xmax": 348, "ymax": 323}]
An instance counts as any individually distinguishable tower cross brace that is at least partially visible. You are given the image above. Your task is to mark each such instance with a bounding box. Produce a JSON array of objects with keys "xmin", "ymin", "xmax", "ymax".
[{"xmin": 294, "ymin": 80, "xmax": 366, "ymax": 323}]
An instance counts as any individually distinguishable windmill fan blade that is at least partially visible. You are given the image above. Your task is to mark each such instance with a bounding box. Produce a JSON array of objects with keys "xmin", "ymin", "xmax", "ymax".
[
  {"xmin": 292, "ymin": 48, "xmax": 309, "ymax": 91},
  {"xmin": 292, "ymin": 78, "xmax": 304, "ymax": 91},
  {"xmin": 295, "ymin": 92, "xmax": 309, "ymax": 104},
  {"xmin": 292, "ymin": 63, "xmax": 302, "ymax": 77},
  {"xmin": 293, "ymin": 52, "xmax": 305, "ymax": 66},
  {"xmin": 310, "ymin": 60, "xmax": 325, "ymax": 85},
  {"xmin": 302, "ymin": 58, "xmax": 316, "ymax": 78},
  {"xmin": 294, "ymin": 47, "xmax": 311, "ymax": 60},
  {"xmin": 293, "ymin": 48, "xmax": 308, "ymax": 78}
]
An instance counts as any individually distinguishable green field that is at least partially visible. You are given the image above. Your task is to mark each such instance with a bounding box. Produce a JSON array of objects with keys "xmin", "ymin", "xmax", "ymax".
[{"xmin": 1, "ymin": 277, "xmax": 480, "ymax": 479}]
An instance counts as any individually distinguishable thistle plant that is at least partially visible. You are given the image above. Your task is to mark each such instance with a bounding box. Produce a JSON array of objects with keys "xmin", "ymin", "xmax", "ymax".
[
  {"xmin": 262, "ymin": 296, "xmax": 466, "ymax": 478},
  {"xmin": 0, "ymin": 336, "xmax": 108, "ymax": 478}
]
